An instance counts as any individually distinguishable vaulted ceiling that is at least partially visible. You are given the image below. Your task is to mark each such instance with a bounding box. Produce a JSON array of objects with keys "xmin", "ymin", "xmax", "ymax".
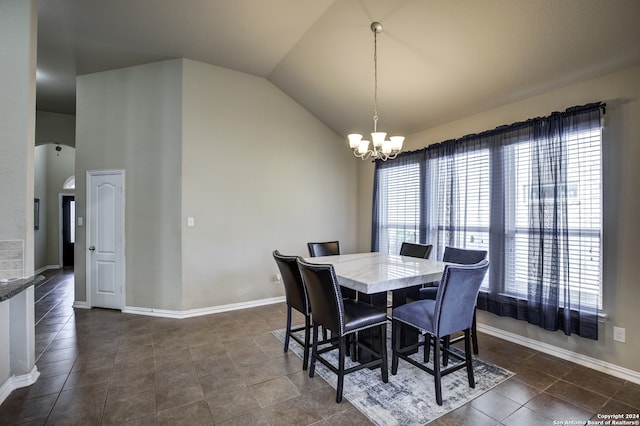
[{"xmin": 37, "ymin": 0, "xmax": 640, "ymax": 137}]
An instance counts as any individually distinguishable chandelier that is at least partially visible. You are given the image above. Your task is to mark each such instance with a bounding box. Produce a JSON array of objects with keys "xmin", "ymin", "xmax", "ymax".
[{"xmin": 348, "ymin": 22, "xmax": 404, "ymax": 161}]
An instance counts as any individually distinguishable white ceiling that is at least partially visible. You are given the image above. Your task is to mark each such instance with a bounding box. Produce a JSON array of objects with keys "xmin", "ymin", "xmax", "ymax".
[{"xmin": 36, "ymin": 0, "xmax": 640, "ymax": 137}]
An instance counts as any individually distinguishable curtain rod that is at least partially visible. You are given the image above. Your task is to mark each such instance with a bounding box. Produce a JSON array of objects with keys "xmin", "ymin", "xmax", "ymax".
[{"xmin": 383, "ymin": 101, "xmax": 607, "ymax": 162}]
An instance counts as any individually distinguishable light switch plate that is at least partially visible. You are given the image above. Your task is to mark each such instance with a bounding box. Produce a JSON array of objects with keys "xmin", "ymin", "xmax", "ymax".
[
  {"xmin": 187, "ymin": 217, "xmax": 195, "ymax": 227},
  {"xmin": 613, "ymin": 326, "xmax": 626, "ymax": 343}
]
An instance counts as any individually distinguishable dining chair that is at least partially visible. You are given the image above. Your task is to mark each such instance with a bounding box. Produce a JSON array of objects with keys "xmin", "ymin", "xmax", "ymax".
[
  {"xmin": 307, "ymin": 241, "xmax": 357, "ymax": 301},
  {"xmin": 272, "ymin": 250, "xmax": 312, "ymax": 370},
  {"xmin": 399, "ymin": 242, "xmax": 433, "ymax": 303},
  {"xmin": 297, "ymin": 257, "xmax": 389, "ymax": 403},
  {"xmin": 307, "ymin": 240, "xmax": 340, "ymax": 258},
  {"xmin": 391, "ymin": 260, "xmax": 490, "ymax": 405},
  {"xmin": 399, "ymin": 242, "xmax": 433, "ymax": 259},
  {"xmin": 419, "ymin": 246, "xmax": 487, "ymax": 355}
]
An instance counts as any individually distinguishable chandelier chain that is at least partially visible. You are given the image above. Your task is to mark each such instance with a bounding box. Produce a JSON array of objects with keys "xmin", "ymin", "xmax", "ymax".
[{"xmin": 373, "ymin": 29, "xmax": 378, "ymax": 133}]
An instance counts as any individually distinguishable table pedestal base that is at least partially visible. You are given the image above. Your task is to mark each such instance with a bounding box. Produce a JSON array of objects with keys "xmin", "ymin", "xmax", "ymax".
[{"xmin": 357, "ymin": 286, "xmax": 422, "ymax": 364}]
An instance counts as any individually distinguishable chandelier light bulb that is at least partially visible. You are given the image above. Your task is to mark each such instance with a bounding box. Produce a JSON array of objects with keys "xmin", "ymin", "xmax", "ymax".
[
  {"xmin": 390, "ymin": 136, "xmax": 405, "ymax": 151},
  {"xmin": 358, "ymin": 140, "xmax": 370, "ymax": 154},
  {"xmin": 348, "ymin": 133, "xmax": 363, "ymax": 149},
  {"xmin": 371, "ymin": 132, "xmax": 386, "ymax": 148}
]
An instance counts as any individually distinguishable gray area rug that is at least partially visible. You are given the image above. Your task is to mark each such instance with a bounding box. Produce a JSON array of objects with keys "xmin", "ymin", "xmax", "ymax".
[{"xmin": 273, "ymin": 327, "xmax": 514, "ymax": 426}]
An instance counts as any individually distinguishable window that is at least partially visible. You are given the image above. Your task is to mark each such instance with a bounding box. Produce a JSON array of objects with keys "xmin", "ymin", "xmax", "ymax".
[
  {"xmin": 425, "ymin": 148, "xmax": 491, "ymax": 282},
  {"xmin": 505, "ymin": 126, "xmax": 602, "ymax": 309},
  {"xmin": 375, "ymin": 161, "xmax": 421, "ymax": 255},
  {"xmin": 63, "ymin": 175, "xmax": 75, "ymax": 190},
  {"xmin": 372, "ymin": 103, "xmax": 603, "ymax": 339}
]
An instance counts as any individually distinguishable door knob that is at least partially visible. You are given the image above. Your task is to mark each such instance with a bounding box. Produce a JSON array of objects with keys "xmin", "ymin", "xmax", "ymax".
[{"xmin": 89, "ymin": 245, "xmax": 95, "ymax": 251}]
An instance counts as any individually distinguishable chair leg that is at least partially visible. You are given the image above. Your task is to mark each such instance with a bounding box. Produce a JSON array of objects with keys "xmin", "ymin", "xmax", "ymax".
[
  {"xmin": 302, "ymin": 315, "xmax": 310, "ymax": 370},
  {"xmin": 391, "ymin": 319, "xmax": 400, "ymax": 375},
  {"xmin": 336, "ymin": 335, "xmax": 346, "ymax": 403},
  {"xmin": 433, "ymin": 334, "xmax": 443, "ymax": 406},
  {"xmin": 442, "ymin": 335, "xmax": 450, "ymax": 366},
  {"xmin": 309, "ymin": 324, "xmax": 319, "ymax": 378},
  {"xmin": 465, "ymin": 329, "xmax": 476, "ymax": 388},
  {"xmin": 349, "ymin": 333, "xmax": 356, "ymax": 361},
  {"xmin": 380, "ymin": 324, "xmax": 388, "ymax": 383},
  {"xmin": 471, "ymin": 308, "xmax": 479, "ymax": 354},
  {"xmin": 423, "ymin": 335, "xmax": 431, "ymax": 363},
  {"xmin": 284, "ymin": 305, "xmax": 292, "ymax": 353}
]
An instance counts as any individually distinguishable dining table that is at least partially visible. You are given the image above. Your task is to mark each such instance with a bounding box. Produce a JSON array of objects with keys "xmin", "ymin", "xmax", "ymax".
[
  {"xmin": 302, "ymin": 251, "xmax": 446, "ymax": 295},
  {"xmin": 303, "ymin": 251, "xmax": 447, "ymax": 361}
]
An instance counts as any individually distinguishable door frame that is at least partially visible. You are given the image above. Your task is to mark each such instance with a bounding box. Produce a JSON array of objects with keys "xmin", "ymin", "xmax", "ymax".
[
  {"xmin": 58, "ymin": 192, "xmax": 75, "ymax": 268},
  {"xmin": 85, "ymin": 169, "xmax": 126, "ymax": 309}
]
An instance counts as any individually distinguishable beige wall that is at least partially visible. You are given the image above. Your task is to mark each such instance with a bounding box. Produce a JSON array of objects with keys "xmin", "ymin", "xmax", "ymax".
[
  {"xmin": 75, "ymin": 58, "xmax": 358, "ymax": 311},
  {"xmin": 34, "ymin": 146, "xmax": 47, "ymax": 270},
  {"xmin": 356, "ymin": 65, "xmax": 640, "ymax": 374},
  {"xmin": 180, "ymin": 60, "xmax": 357, "ymax": 309},
  {"xmin": 75, "ymin": 59, "xmax": 183, "ymax": 308},
  {"xmin": 33, "ymin": 144, "xmax": 75, "ymax": 270},
  {"xmin": 34, "ymin": 111, "xmax": 76, "ymax": 270}
]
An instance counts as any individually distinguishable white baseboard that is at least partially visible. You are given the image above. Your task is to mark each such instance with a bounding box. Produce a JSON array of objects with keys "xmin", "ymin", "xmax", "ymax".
[
  {"xmin": 123, "ymin": 296, "xmax": 286, "ymax": 319},
  {"xmin": 72, "ymin": 301, "xmax": 91, "ymax": 309},
  {"xmin": 0, "ymin": 366, "xmax": 40, "ymax": 405},
  {"xmin": 478, "ymin": 323, "xmax": 640, "ymax": 385},
  {"xmin": 34, "ymin": 265, "xmax": 60, "ymax": 275}
]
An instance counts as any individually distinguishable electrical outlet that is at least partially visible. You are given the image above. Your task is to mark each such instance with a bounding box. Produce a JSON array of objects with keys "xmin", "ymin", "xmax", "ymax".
[
  {"xmin": 274, "ymin": 273, "xmax": 281, "ymax": 284},
  {"xmin": 613, "ymin": 326, "xmax": 626, "ymax": 343}
]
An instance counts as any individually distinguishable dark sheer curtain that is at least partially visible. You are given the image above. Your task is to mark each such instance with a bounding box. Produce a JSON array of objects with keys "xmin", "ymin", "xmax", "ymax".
[
  {"xmin": 423, "ymin": 136, "xmax": 490, "ymax": 261},
  {"xmin": 372, "ymin": 103, "xmax": 603, "ymax": 339},
  {"xmin": 371, "ymin": 150, "xmax": 426, "ymax": 254},
  {"xmin": 524, "ymin": 105, "xmax": 602, "ymax": 338}
]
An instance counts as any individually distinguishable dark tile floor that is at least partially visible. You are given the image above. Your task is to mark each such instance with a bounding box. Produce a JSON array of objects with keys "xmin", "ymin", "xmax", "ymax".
[{"xmin": 1, "ymin": 268, "xmax": 639, "ymax": 425}]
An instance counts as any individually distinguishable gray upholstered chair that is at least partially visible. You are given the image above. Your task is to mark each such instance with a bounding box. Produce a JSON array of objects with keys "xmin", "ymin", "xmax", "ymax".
[
  {"xmin": 297, "ymin": 257, "xmax": 388, "ymax": 403},
  {"xmin": 391, "ymin": 260, "xmax": 490, "ymax": 405},
  {"xmin": 419, "ymin": 246, "xmax": 487, "ymax": 354},
  {"xmin": 273, "ymin": 250, "xmax": 312, "ymax": 370}
]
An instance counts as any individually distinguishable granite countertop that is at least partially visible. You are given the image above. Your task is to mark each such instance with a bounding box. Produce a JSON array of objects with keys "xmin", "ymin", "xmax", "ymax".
[{"xmin": 0, "ymin": 275, "xmax": 44, "ymax": 302}]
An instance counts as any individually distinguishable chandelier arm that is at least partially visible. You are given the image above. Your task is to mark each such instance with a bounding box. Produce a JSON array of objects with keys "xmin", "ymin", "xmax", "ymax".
[
  {"xmin": 351, "ymin": 146, "xmax": 400, "ymax": 161},
  {"xmin": 353, "ymin": 150, "xmax": 373, "ymax": 161}
]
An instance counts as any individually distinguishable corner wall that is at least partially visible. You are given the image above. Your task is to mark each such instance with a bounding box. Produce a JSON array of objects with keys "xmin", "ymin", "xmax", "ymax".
[
  {"xmin": 75, "ymin": 58, "xmax": 358, "ymax": 312},
  {"xmin": 75, "ymin": 59, "xmax": 183, "ymax": 309}
]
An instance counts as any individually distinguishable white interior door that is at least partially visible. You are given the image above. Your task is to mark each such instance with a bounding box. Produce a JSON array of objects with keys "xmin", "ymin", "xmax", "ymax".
[{"xmin": 87, "ymin": 170, "xmax": 125, "ymax": 309}]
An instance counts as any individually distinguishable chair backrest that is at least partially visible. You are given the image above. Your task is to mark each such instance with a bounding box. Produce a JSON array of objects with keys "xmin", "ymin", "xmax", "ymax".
[
  {"xmin": 443, "ymin": 247, "xmax": 487, "ymax": 264},
  {"xmin": 434, "ymin": 260, "xmax": 490, "ymax": 337},
  {"xmin": 400, "ymin": 242, "xmax": 433, "ymax": 259},
  {"xmin": 273, "ymin": 250, "xmax": 309, "ymax": 315},
  {"xmin": 296, "ymin": 257, "xmax": 344, "ymax": 335},
  {"xmin": 307, "ymin": 241, "xmax": 340, "ymax": 257}
]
